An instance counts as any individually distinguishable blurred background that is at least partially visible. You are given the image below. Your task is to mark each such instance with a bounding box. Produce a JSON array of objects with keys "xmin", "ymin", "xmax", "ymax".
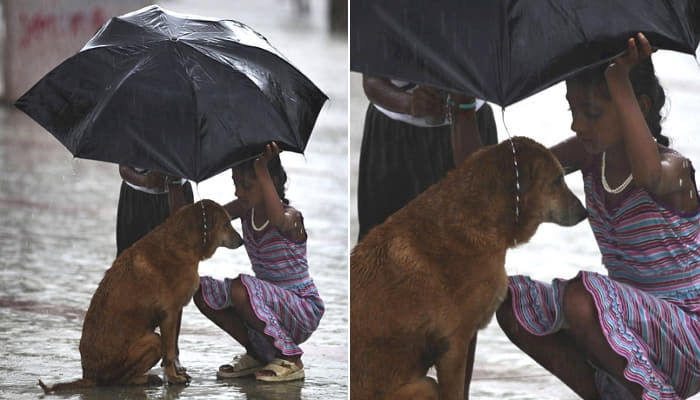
[{"xmin": 0, "ymin": 0, "xmax": 348, "ymax": 399}]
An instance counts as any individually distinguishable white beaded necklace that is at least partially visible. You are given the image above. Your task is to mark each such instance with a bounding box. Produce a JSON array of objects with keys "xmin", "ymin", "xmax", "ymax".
[
  {"xmin": 601, "ymin": 151, "xmax": 633, "ymax": 194},
  {"xmin": 251, "ymin": 207, "xmax": 270, "ymax": 231}
]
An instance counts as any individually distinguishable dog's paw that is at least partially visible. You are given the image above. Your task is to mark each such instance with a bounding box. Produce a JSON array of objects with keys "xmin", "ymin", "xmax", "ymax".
[
  {"xmin": 167, "ymin": 372, "xmax": 191, "ymax": 386},
  {"xmin": 147, "ymin": 374, "xmax": 164, "ymax": 386}
]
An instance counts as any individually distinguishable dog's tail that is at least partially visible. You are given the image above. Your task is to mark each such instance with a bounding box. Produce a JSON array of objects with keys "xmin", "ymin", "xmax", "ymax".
[{"xmin": 38, "ymin": 378, "xmax": 96, "ymax": 393}]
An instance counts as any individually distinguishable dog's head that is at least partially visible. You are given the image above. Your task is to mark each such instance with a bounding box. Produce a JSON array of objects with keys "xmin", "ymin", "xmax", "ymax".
[
  {"xmin": 497, "ymin": 137, "xmax": 587, "ymax": 244},
  {"xmin": 194, "ymin": 199, "xmax": 244, "ymax": 259}
]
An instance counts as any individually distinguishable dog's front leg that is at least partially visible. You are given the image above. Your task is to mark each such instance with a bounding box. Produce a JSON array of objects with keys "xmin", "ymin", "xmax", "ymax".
[
  {"xmin": 435, "ymin": 331, "xmax": 470, "ymax": 400},
  {"xmin": 463, "ymin": 334, "xmax": 477, "ymax": 400},
  {"xmin": 159, "ymin": 311, "xmax": 189, "ymax": 385}
]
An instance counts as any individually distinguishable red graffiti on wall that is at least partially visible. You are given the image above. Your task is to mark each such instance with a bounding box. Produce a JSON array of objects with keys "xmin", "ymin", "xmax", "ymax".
[{"xmin": 19, "ymin": 7, "xmax": 108, "ymax": 47}]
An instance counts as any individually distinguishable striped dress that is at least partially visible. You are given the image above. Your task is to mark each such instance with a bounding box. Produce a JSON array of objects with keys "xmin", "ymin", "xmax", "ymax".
[
  {"xmin": 509, "ymin": 151, "xmax": 700, "ymax": 400},
  {"xmin": 200, "ymin": 209, "xmax": 324, "ymax": 362}
]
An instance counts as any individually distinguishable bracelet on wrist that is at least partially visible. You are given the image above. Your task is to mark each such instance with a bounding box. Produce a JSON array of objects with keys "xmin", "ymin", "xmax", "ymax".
[
  {"xmin": 446, "ymin": 94, "xmax": 478, "ymax": 122},
  {"xmin": 164, "ymin": 176, "xmax": 183, "ymax": 186},
  {"xmin": 447, "ymin": 98, "xmax": 477, "ymax": 110}
]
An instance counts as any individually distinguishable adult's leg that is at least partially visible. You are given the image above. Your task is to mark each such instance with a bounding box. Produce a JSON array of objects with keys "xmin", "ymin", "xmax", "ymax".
[
  {"xmin": 116, "ymin": 185, "xmax": 170, "ymax": 256},
  {"xmin": 357, "ymin": 106, "xmax": 454, "ymax": 241},
  {"xmin": 496, "ymin": 295, "xmax": 599, "ymax": 399}
]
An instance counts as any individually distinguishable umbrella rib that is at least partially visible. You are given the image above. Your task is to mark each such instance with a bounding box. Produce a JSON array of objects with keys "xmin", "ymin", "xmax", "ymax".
[
  {"xmin": 371, "ymin": 4, "xmax": 473, "ymax": 95},
  {"xmin": 661, "ymin": 0, "xmax": 697, "ymax": 51},
  {"xmin": 167, "ymin": 42, "xmax": 203, "ymax": 181},
  {"xmin": 500, "ymin": 1, "xmax": 508, "ymax": 105},
  {"xmin": 546, "ymin": 0, "xmax": 588, "ymax": 42},
  {"xmin": 177, "ymin": 40, "xmax": 302, "ymax": 149},
  {"xmin": 182, "ymin": 50, "xmax": 202, "ymax": 182},
  {"xmin": 85, "ymin": 16, "xmax": 164, "ymax": 51},
  {"xmin": 72, "ymin": 56, "xmax": 151, "ymax": 155},
  {"xmin": 213, "ymin": 19, "xmax": 292, "ymax": 63}
]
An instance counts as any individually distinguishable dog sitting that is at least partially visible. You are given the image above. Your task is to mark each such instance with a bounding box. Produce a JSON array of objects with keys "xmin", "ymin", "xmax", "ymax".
[
  {"xmin": 39, "ymin": 199, "xmax": 243, "ymax": 392},
  {"xmin": 350, "ymin": 137, "xmax": 587, "ymax": 400}
]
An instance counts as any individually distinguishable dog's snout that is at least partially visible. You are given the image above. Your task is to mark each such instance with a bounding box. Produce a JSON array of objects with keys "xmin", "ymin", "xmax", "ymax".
[
  {"xmin": 563, "ymin": 197, "xmax": 587, "ymax": 226},
  {"xmin": 554, "ymin": 191, "xmax": 587, "ymax": 227},
  {"xmin": 223, "ymin": 227, "xmax": 244, "ymax": 249}
]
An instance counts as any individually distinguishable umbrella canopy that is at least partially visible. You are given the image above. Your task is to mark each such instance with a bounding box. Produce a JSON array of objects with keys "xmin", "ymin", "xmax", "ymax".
[
  {"xmin": 15, "ymin": 5, "xmax": 327, "ymax": 182},
  {"xmin": 350, "ymin": 0, "xmax": 699, "ymax": 107}
]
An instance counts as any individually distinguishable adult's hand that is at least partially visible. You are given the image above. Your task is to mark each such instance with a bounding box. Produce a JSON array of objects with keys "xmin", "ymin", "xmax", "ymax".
[{"xmin": 409, "ymin": 86, "xmax": 446, "ymax": 118}]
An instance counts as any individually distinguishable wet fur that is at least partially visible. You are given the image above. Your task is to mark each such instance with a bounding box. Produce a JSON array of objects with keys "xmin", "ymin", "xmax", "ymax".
[
  {"xmin": 39, "ymin": 200, "xmax": 243, "ymax": 392},
  {"xmin": 350, "ymin": 137, "xmax": 587, "ymax": 400}
]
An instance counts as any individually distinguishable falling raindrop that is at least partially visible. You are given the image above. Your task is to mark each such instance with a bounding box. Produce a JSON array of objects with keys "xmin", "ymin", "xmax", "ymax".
[{"xmin": 680, "ymin": 178, "xmax": 683, "ymax": 187}]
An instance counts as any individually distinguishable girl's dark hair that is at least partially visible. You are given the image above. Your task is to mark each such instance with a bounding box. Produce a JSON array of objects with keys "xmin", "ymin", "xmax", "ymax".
[
  {"xmin": 569, "ymin": 57, "xmax": 669, "ymax": 147},
  {"xmin": 234, "ymin": 155, "xmax": 289, "ymax": 205}
]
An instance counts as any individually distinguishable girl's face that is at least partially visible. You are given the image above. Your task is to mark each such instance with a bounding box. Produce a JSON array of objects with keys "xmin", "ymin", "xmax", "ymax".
[
  {"xmin": 565, "ymin": 81, "xmax": 623, "ymax": 154},
  {"xmin": 232, "ymin": 170, "xmax": 263, "ymax": 209}
]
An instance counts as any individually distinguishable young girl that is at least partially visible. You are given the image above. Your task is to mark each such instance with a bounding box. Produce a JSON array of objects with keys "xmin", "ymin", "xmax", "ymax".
[
  {"xmin": 496, "ymin": 34, "xmax": 700, "ymax": 399},
  {"xmin": 194, "ymin": 142, "xmax": 324, "ymax": 382}
]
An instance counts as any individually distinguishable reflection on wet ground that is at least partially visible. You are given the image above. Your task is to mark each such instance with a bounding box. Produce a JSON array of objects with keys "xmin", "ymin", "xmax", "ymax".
[{"xmin": 0, "ymin": 0, "xmax": 347, "ymax": 399}]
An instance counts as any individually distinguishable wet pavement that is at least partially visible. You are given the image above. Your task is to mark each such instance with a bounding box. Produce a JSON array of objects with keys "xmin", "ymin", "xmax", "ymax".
[
  {"xmin": 0, "ymin": 0, "xmax": 347, "ymax": 399},
  {"xmin": 350, "ymin": 50, "xmax": 700, "ymax": 399}
]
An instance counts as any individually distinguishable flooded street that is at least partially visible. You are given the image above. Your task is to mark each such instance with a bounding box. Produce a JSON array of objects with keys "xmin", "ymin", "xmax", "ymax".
[
  {"xmin": 0, "ymin": 0, "xmax": 347, "ymax": 399},
  {"xmin": 350, "ymin": 50, "xmax": 700, "ymax": 399}
]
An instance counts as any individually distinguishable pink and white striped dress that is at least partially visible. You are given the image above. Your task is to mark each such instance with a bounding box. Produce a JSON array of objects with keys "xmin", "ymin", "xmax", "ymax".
[
  {"xmin": 200, "ymin": 209, "xmax": 324, "ymax": 361},
  {"xmin": 509, "ymin": 150, "xmax": 700, "ymax": 399}
]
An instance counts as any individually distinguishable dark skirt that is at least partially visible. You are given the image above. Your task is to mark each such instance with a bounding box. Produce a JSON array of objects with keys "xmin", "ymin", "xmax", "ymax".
[
  {"xmin": 357, "ymin": 103, "xmax": 497, "ymax": 240},
  {"xmin": 116, "ymin": 181, "xmax": 194, "ymax": 256}
]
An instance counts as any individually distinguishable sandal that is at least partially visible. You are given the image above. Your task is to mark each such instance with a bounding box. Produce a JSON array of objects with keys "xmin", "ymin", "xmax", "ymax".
[
  {"xmin": 217, "ymin": 354, "xmax": 264, "ymax": 378},
  {"xmin": 255, "ymin": 358, "xmax": 305, "ymax": 382}
]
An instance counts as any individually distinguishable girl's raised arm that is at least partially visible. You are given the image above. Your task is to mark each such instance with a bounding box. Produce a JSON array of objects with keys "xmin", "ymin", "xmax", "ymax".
[
  {"xmin": 605, "ymin": 33, "xmax": 696, "ymax": 210},
  {"xmin": 255, "ymin": 142, "xmax": 307, "ymax": 242},
  {"xmin": 605, "ymin": 33, "xmax": 663, "ymax": 192}
]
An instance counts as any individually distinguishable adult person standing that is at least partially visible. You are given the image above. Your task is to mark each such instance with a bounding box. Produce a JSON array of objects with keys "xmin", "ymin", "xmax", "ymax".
[
  {"xmin": 116, "ymin": 166, "xmax": 194, "ymax": 256},
  {"xmin": 357, "ymin": 74, "xmax": 499, "ymax": 241}
]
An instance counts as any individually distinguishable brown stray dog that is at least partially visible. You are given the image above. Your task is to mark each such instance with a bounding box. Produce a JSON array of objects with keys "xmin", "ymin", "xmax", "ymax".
[
  {"xmin": 350, "ymin": 137, "xmax": 587, "ymax": 400},
  {"xmin": 39, "ymin": 199, "xmax": 243, "ymax": 392}
]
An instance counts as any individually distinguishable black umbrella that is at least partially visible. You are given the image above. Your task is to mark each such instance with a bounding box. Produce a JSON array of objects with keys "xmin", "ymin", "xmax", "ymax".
[
  {"xmin": 15, "ymin": 5, "xmax": 327, "ymax": 182},
  {"xmin": 350, "ymin": 0, "xmax": 699, "ymax": 107}
]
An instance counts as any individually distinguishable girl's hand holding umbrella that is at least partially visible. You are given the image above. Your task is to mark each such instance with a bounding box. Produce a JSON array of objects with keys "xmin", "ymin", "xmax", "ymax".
[
  {"xmin": 605, "ymin": 32, "xmax": 654, "ymax": 82},
  {"xmin": 604, "ymin": 32, "xmax": 666, "ymax": 197},
  {"xmin": 253, "ymin": 141, "xmax": 290, "ymax": 232},
  {"xmin": 254, "ymin": 141, "xmax": 282, "ymax": 173}
]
